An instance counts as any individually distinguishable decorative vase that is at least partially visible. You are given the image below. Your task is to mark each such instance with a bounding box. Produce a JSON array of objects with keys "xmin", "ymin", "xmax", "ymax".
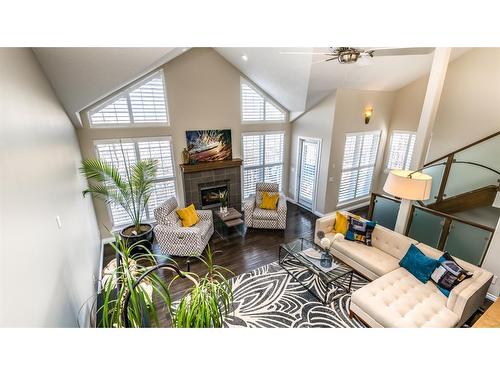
[
  {"xmin": 182, "ymin": 148, "xmax": 189, "ymax": 164},
  {"xmin": 320, "ymin": 250, "xmax": 333, "ymax": 268}
]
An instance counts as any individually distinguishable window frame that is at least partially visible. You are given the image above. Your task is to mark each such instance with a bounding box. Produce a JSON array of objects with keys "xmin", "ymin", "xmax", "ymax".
[
  {"xmin": 338, "ymin": 130, "xmax": 381, "ymax": 205},
  {"xmin": 240, "ymin": 77, "xmax": 287, "ymax": 124},
  {"xmin": 386, "ymin": 130, "xmax": 417, "ymax": 171},
  {"xmin": 241, "ymin": 130, "xmax": 285, "ymax": 199},
  {"xmin": 86, "ymin": 70, "xmax": 170, "ymax": 129},
  {"xmin": 93, "ymin": 136, "xmax": 177, "ymax": 229}
]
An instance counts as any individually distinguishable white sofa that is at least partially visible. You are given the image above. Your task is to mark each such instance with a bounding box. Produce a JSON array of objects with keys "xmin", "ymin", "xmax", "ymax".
[{"xmin": 315, "ymin": 212, "xmax": 493, "ymax": 328}]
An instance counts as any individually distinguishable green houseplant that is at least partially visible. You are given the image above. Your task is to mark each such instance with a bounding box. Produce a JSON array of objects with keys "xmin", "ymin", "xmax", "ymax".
[
  {"xmin": 80, "ymin": 143, "xmax": 158, "ymax": 248},
  {"xmin": 171, "ymin": 246, "xmax": 234, "ymax": 328}
]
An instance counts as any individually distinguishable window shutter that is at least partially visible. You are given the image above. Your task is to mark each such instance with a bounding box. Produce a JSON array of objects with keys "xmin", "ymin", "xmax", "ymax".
[
  {"xmin": 338, "ymin": 131, "xmax": 380, "ymax": 203},
  {"xmin": 241, "ymin": 78, "xmax": 285, "ymax": 122},
  {"xmin": 242, "ymin": 132, "xmax": 284, "ymax": 198},
  {"xmin": 94, "ymin": 137, "xmax": 176, "ymax": 228},
  {"xmin": 130, "ymin": 74, "xmax": 167, "ymax": 123},
  {"xmin": 387, "ymin": 131, "xmax": 417, "ymax": 170},
  {"xmin": 90, "ymin": 97, "xmax": 130, "ymax": 125},
  {"xmin": 88, "ymin": 71, "xmax": 168, "ymax": 127}
]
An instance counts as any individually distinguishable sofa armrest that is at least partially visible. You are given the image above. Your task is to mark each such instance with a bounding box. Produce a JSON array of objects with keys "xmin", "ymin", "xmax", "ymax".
[
  {"xmin": 447, "ymin": 269, "xmax": 493, "ymax": 326},
  {"xmin": 196, "ymin": 209, "xmax": 213, "ymax": 221},
  {"xmin": 277, "ymin": 193, "xmax": 287, "ymax": 212},
  {"xmin": 314, "ymin": 212, "xmax": 337, "ymax": 246}
]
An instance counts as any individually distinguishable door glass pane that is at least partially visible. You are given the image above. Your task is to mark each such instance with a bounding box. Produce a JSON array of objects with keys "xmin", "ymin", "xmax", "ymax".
[
  {"xmin": 372, "ymin": 196, "xmax": 401, "ymax": 230},
  {"xmin": 298, "ymin": 140, "xmax": 319, "ymax": 208},
  {"xmin": 444, "ymin": 220, "xmax": 492, "ymax": 265},
  {"xmin": 407, "ymin": 208, "xmax": 444, "ymax": 248}
]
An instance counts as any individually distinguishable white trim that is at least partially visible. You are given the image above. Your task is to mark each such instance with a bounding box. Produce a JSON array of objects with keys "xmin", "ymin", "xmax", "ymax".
[
  {"xmin": 240, "ymin": 77, "xmax": 288, "ymax": 124},
  {"xmin": 486, "ymin": 293, "xmax": 498, "ymax": 302},
  {"xmin": 337, "ymin": 198, "xmax": 371, "ymax": 212}
]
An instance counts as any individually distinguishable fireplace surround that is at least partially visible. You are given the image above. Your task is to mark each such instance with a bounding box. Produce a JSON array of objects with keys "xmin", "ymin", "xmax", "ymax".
[{"xmin": 180, "ymin": 159, "xmax": 242, "ymax": 210}]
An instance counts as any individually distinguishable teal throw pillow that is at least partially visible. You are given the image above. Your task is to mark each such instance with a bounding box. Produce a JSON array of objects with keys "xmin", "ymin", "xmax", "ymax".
[{"xmin": 399, "ymin": 244, "xmax": 439, "ymax": 284}]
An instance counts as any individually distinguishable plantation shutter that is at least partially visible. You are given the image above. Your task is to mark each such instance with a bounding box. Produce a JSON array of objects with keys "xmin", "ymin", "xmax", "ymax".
[
  {"xmin": 88, "ymin": 70, "xmax": 169, "ymax": 127},
  {"xmin": 338, "ymin": 131, "xmax": 380, "ymax": 203},
  {"xmin": 387, "ymin": 131, "xmax": 417, "ymax": 170},
  {"xmin": 94, "ymin": 137, "xmax": 177, "ymax": 228},
  {"xmin": 241, "ymin": 78, "xmax": 286, "ymax": 122},
  {"xmin": 242, "ymin": 132, "xmax": 284, "ymax": 198}
]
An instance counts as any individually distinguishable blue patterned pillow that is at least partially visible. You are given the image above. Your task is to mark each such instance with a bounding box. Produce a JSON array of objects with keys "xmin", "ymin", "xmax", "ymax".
[
  {"xmin": 399, "ymin": 244, "xmax": 439, "ymax": 284},
  {"xmin": 345, "ymin": 217, "xmax": 376, "ymax": 246}
]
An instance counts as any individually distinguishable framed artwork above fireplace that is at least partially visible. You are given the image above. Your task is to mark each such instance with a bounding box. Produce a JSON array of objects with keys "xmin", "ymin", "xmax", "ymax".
[{"xmin": 186, "ymin": 129, "xmax": 232, "ymax": 163}]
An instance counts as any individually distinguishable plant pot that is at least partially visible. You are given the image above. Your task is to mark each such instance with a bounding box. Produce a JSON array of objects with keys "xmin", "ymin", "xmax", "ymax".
[{"xmin": 120, "ymin": 223, "xmax": 154, "ymax": 252}]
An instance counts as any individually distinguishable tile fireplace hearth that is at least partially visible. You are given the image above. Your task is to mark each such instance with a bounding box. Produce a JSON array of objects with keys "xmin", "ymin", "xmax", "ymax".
[{"xmin": 180, "ymin": 158, "xmax": 242, "ymax": 210}]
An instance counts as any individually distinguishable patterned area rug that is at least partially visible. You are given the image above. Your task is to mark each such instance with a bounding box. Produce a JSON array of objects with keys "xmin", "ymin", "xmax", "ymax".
[{"xmin": 224, "ymin": 259, "xmax": 370, "ymax": 328}]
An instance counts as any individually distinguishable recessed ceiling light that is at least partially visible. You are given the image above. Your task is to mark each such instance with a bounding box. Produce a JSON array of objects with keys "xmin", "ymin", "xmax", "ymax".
[{"xmin": 241, "ymin": 54, "xmax": 248, "ymax": 61}]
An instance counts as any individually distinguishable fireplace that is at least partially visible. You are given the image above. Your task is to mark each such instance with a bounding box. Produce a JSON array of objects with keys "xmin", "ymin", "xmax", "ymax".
[{"xmin": 200, "ymin": 184, "xmax": 228, "ymax": 209}]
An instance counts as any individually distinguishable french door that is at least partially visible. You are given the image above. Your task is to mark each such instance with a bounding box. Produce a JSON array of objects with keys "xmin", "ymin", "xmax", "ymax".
[{"xmin": 297, "ymin": 138, "xmax": 321, "ymax": 210}]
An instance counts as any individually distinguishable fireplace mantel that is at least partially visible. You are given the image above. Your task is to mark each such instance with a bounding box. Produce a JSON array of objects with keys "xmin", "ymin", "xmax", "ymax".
[{"xmin": 179, "ymin": 158, "xmax": 243, "ymax": 174}]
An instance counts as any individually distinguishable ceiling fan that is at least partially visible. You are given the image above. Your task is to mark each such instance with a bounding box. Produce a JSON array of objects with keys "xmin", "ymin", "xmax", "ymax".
[{"xmin": 281, "ymin": 47, "xmax": 435, "ymax": 64}]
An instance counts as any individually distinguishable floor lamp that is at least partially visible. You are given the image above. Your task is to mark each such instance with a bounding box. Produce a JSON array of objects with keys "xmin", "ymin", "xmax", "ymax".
[{"xmin": 383, "ymin": 170, "xmax": 433, "ymax": 234}]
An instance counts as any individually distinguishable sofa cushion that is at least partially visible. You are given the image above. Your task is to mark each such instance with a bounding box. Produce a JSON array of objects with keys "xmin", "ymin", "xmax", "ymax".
[
  {"xmin": 399, "ymin": 244, "xmax": 439, "ymax": 284},
  {"xmin": 371, "ymin": 225, "xmax": 418, "ymax": 260},
  {"xmin": 351, "ymin": 267, "xmax": 460, "ymax": 327},
  {"xmin": 334, "ymin": 239, "xmax": 400, "ymax": 277},
  {"xmin": 345, "ymin": 216, "xmax": 376, "ymax": 246},
  {"xmin": 253, "ymin": 207, "xmax": 278, "ymax": 221},
  {"xmin": 194, "ymin": 220, "xmax": 212, "ymax": 237},
  {"xmin": 431, "ymin": 252, "xmax": 474, "ymax": 297}
]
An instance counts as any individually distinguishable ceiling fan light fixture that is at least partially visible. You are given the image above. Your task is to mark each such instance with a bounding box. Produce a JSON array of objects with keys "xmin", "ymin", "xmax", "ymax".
[{"xmin": 337, "ymin": 48, "xmax": 360, "ymax": 64}]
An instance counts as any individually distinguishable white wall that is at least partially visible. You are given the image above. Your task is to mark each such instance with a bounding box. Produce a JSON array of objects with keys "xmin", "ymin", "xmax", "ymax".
[
  {"xmin": 289, "ymin": 92, "xmax": 336, "ymax": 214},
  {"xmin": 76, "ymin": 48, "xmax": 291, "ymax": 237},
  {"xmin": 0, "ymin": 48, "xmax": 101, "ymax": 327}
]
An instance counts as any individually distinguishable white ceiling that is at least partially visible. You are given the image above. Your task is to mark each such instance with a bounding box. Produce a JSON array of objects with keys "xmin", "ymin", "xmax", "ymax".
[
  {"xmin": 217, "ymin": 47, "xmax": 470, "ymax": 114},
  {"xmin": 34, "ymin": 47, "xmax": 470, "ymax": 126},
  {"xmin": 33, "ymin": 47, "xmax": 186, "ymax": 125}
]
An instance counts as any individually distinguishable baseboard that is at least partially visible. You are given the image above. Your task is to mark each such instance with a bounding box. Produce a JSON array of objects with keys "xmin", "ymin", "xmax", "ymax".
[{"xmin": 486, "ymin": 293, "xmax": 498, "ymax": 302}]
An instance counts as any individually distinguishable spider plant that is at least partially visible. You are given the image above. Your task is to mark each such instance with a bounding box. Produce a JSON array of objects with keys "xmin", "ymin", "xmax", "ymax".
[
  {"xmin": 171, "ymin": 246, "xmax": 234, "ymax": 328},
  {"xmin": 79, "ymin": 142, "xmax": 158, "ymax": 235},
  {"xmin": 98, "ymin": 235, "xmax": 180, "ymax": 328}
]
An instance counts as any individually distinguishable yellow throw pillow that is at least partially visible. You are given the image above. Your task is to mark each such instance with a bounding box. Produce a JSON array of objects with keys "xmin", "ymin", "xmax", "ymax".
[
  {"xmin": 176, "ymin": 204, "xmax": 200, "ymax": 227},
  {"xmin": 334, "ymin": 212, "xmax": 349, "ymax": 235},
  {"xmin": 260, "ymin": 192, "xmax": 279, "ymax": 210},
  {"xmin": 333, "ymin": 212, "xmax": 360, "ymax": 235}
]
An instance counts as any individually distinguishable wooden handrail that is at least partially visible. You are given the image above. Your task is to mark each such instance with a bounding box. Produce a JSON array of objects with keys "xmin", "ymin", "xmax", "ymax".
[{"xmin": 424, "ymin": 130, "xmax": 500, "ymax": 167}]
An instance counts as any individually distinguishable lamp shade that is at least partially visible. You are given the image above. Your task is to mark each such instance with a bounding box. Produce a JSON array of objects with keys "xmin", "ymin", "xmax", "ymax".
[{"xmin": 383, "ymin": 170, "xmax": 433, "ymax": 200}]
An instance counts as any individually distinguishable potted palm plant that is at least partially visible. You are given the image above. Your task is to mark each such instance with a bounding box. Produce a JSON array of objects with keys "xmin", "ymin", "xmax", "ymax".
[{"xmin": 80, "ymin": 144, "xmax": 158, "ymax": 249}]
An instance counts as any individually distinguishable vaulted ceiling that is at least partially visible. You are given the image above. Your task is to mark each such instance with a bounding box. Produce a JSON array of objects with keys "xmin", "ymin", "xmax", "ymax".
[{"xmin": 34, "ymin": 47, "xmax": 470, "ymax": 126}]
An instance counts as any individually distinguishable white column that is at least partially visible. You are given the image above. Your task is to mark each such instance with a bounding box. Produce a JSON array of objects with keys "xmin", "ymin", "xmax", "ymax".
[{"xmin": 393, "ymin": 48, "xmax": 452, "ymax": 234}]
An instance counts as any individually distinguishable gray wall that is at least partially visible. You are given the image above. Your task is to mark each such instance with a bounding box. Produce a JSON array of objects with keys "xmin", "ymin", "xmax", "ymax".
[{"xmin": 0, "ymin": 48, "xmax": 101, "ymax": 327}]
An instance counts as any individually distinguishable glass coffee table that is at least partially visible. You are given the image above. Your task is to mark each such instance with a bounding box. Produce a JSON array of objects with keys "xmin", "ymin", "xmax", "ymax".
[{"xmin": 278, "ymin": 238, "xmax": 354, "ymax": 305}]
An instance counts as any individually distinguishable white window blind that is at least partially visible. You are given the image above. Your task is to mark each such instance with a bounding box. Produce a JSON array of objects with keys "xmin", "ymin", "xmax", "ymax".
[
  {"xmin": 338, "ymin": 131, "xmax": 381, "ymax": 203},
  {"xmin": 88, "ymin": 70, "xmax": 169, "ymax": 127},
  {"xmin": 387, "ymin": 131, "xmax": 417, "ymax": 170},
  {"xmin": 242, "ymin": 132, "xmax": 284, "ymax": 198},
  {"xmin": 240, "ymin": 78, "xmax": 286, "ymax": 123},
  {"xmin": 95, "ymin": 137, "xmax": 177, "ymax": 227}
]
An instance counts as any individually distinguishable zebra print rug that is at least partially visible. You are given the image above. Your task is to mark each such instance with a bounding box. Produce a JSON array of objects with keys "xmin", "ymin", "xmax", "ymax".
[{"xmin": 224, "ymin": 259, "xmax": 369, "ymax": 328}]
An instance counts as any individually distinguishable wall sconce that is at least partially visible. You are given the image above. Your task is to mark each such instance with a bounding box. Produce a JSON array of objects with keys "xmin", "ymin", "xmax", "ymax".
[{"xmin": 364, "ymin": 106, "xmax": 373, "ymax": 124}]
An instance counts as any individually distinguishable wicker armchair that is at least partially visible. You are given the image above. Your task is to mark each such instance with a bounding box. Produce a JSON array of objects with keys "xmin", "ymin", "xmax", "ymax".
[
  {"xmin": 153, "ymin": 197, "xmax": 214, "ymax": 257},
  {"xmin": 243, "ymin": 183, "xmax": 287, "ymax": 229}
]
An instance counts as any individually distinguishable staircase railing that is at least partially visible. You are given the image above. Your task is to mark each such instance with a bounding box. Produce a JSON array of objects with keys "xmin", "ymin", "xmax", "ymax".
[{"xmin": 367, "ymin": 192, "xmax": 495, "ymax": 266}]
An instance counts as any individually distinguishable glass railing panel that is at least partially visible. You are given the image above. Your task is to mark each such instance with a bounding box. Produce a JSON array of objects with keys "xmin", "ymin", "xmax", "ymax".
[
  {"xmin": 443, "ymin": 220, "xmax": 493, "ymax": 266},
  {"xmin": 406, "ymin": 208, "xmax": 444, "ymax": 248},
  {"xmin": 421, "ymin": 162, "xmax": 445, "ymax": 205},
  {"xmin": 371, "ymin": 195, "xmax": 400, "ymax": 230},
  {"xmin": 444, "ymin": 135, "xmax": 500, "ymax": 198}
]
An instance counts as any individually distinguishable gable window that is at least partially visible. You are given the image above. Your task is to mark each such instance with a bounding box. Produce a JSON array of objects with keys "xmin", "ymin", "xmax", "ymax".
[
  {"xmin": 338, "ymin": 131, "xmax": 381, "ymax": 203},
  {"xmin": 88, "ymin": 70, "xmax": 169, "ymax": 128},
  {"xmin": 240, "ymin": 78, "xmax": 286, "ymax": 123},
  {"xmin": 387, "ymin": 131, "xmax": 417, "ymax": 170},
  {"xmin": 94, "ymin": 137, "xmax": 176, "ymax": 227},
  {"xmin": 242, "ymin": 132, "xmax": 284, "ymax": 198}
]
